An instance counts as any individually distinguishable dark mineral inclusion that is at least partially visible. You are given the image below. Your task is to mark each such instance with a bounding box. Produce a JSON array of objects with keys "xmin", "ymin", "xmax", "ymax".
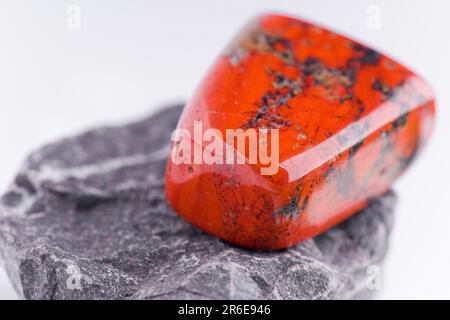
[{"xmin": 0, "ymin": 105, "xmax": 395, "ymax": 300}]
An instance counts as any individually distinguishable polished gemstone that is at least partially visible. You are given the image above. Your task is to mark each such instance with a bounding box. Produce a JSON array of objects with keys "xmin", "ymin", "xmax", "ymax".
[{"xmin": 165, "ymin": 14, "xmax": 435, "ymax": 250}]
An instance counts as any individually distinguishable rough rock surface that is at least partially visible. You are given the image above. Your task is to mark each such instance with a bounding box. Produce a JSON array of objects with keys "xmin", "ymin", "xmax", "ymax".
[{"xmin": 0, "ymin": 105, "xmax": 395, "ymax": 300}]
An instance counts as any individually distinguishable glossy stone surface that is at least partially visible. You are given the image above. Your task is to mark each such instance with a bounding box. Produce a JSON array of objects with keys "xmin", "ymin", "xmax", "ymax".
[
  {"xmin": 0, "ymin": 105, "xmax": 395, "ymax": 299},
  {"xmin": 165, "ymin": 14, "xmax": 435, "ymax": 250}
]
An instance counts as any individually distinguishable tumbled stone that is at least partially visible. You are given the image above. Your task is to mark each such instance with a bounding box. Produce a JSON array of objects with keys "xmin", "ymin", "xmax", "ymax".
[
  {"xmin": 165, "ymin": 14, "xmax": 435, "ymax": 249},
  {"xmin": 0, "ymin": 105, "xmax": 395, "ymax": 299}
]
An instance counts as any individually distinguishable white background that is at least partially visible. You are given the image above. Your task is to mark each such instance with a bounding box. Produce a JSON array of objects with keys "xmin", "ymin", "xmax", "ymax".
[{"xmin": 0, "ymin": 0, "xmax": 449, "ymax": 299}]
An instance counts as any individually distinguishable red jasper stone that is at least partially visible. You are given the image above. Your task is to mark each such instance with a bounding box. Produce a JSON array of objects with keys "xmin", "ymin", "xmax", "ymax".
[{"xmin": 165, "ymin": 14, "xmax": 435, "ymax": 250}]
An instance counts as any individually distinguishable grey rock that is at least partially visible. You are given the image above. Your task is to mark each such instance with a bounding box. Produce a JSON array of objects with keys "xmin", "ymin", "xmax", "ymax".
[{"xmin": 0, "ymin": 105, "xmax": 395, "ymax": 300}]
